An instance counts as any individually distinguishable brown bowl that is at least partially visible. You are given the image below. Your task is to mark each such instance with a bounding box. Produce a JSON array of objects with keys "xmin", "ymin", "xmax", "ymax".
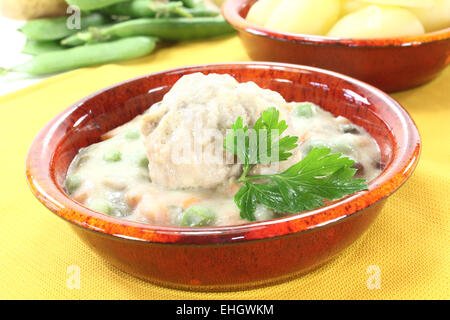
[
  {"xmin": 26, "ymin": 62, "xmax": 420, "ymax": 291},
  {"xmin": 222, "ymin": 0, "xmax": 450, "ymax": 92}
]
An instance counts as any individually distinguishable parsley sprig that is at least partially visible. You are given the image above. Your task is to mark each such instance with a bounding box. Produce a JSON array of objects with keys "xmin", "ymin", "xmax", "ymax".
[{"xmin": 224, "ymin": 107, "xmax": 368, "ymax": 221}]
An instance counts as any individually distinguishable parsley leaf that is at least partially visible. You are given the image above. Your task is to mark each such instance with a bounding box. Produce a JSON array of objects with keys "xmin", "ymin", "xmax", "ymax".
[
  {"xmin": 225, "ymin": 108, "xmax": 369, "ymax": 221},
  {"xmin": 253, "ymin": 107, "xmax": 298, "ymax": 163},
  {"xmin": 224, "ymin": 107, "xmax": 299, "ymax": 181}
]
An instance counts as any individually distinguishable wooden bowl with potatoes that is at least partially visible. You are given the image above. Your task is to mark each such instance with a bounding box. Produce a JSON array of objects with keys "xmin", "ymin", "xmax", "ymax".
[{"xmin": 223, "ymin": 0, "xmax": 450, "ymax": 92}]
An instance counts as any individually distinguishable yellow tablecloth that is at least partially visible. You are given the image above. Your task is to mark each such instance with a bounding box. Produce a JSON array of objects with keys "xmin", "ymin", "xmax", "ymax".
[{"xmin": 0, "ymin": 36, "xmax": 449, "ymax": 300}]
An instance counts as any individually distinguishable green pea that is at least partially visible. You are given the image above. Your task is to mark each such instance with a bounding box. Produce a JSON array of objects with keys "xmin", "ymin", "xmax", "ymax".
[
  {"xmin": 133, "ymin": 151, "xmax": 149, "ymax": 168},
  {"xmin": 138, "ymin": 155, "xmax": 149, "ymax": 168},
  {"xmin": 103, "ymin": 150, "xmax": 122, "ymax": 162},
  {"xmin": 181, "ymin": 205, "xmax": 216, "ymax": 227},
  {"xmin": 65, "ymin": 174, "xmax": 83, "ymax": 193},
  {"xmin": 124, "ymin": 129, "xmax": 141, "ymax": 140},
  {"xmin": 89, "ymin": 199, "xmax": 112, "ymax": 215},
  {"xmin": 294, "ymin": 102, "xmax": 316, "ymax": 118}
]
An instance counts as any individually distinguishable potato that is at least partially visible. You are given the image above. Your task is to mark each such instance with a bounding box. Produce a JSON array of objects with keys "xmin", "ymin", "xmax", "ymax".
[
  {"xmin": 361, "ymin": 0, "xmax": 436, "ymax": 7},
  {"xmin": 0, "ymin": 0, "xmax": 67, "ymax": 20},
  {"xmin": 327, "ymin": 5, "xmax": 425, "ymax": 38},
  {"xmin": 342, "ymin": 1, "xmax": 368, "ymax": 16},
  {"xmin": 408, "ymin": 0, "xmax": 450, "ymax": 32},
  {"xmin": 246, "ymin": 0, "xmax": 282, "ymax": 26},
  {"xmin": 265, "ymin": 0, "xmax": 341, "ymax": 35},
  {"xmin": 208, "ymin": 0, "xmax": 226, "ymax": 6}
]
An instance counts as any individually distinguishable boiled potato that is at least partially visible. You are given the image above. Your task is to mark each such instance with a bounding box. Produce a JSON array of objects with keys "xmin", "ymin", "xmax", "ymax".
[
  {"xmin": 361, "ymin": 0, "xmax": 436, "ymax": 7},
  {"xmin": 246, "ymin": 0, "xmax": 282, "ymax": 26},
  {"xmin": 327, "ymin": 5, "xmax": 425, "ymax": 38},
  {"xmin": 265, "ymin": 0, "xmax": 341, "ymax": 35},
  {"xmin": 408, "ymin": 0, "xmax": 450, "ymax": 32},
  {"xmin": 0, "ymin": 0, "xmax": 67, "ymax": 20},
  {"xmin": 208, "ymin": 0, "xmax": 227, "ymax": 6},
  {"xmin": 342, "ymin": 0, "xmax": 368, "ymax": 16},
  {"xmin": 341, "ymin": 0, "xmax": 437, "ymax": 17}
]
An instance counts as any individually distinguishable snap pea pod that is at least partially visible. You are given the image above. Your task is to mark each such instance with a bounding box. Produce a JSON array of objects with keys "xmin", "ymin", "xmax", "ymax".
[
  {"xmin": 173, "ymin": 0, "xmax": 200, "ymax": 9},
  {"xmin": 170, "ymin": 0, "xmax": 209, "ymax": 11},
  {"xmin": 12, "ymin": 36, "xmax": 157, "ymax": 75},
  {"xmin": 22, "ymin": 40, "xmax": 65, "ymax": 56},
  {"xmin": 66, "ymin": 0, "xmax": 131, "ymax": 11},
  {"xmin": 64, "ymin": 17, "xmax": 235, "ymax": 43},
  {"xmin": 62, "ymin": 23, "xmax": 121, "ymax": 47},
  {"xmin": 105, "ymin": 1, "xmax": 192, "ymax": 18},
  {"xmin": 19, "ymin": 13, "xmax": 109, "ymax": 41},
  {"xmin": 102, "ymin": 0, "xmax": 218, "ymax": 18},
  {"xmin": 61, "ymin": 28, "xmax": 103, "ymax": 47},
  {"xmin": 182, "ymin": 7, "xmax": 220, "ymax": 17}
]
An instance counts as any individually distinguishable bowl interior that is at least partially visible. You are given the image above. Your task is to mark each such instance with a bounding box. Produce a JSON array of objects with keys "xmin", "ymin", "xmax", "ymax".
[
  {"xmin": 53, "ymin": 65, "xmax": 394, "ymax": 187},
  {"xmin": 27, "ymin": 63, "xmax": 420, "ymax": 244}
]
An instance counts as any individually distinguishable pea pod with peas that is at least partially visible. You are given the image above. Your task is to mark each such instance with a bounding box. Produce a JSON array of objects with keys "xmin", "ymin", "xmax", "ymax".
[
  {"xmin": 13, "ymin": 36, "xmax": 157, "ymax": 75},
  {"xmin": 66, "ymin": 0, "xmax": 132, "ymax": 11},
  {"xmin": 101, "ymin": 0, "xmax": 219, "ymax": 18},
  {"xmin": 3, "ymin": 0, "xmax": 235, "ymax": 76},
  {"xmin": 62, "ymin": 16, "xmax": 234, "ymax": 44},
  {"xmin": 19, "ymin": 12, "xmax": 109, "ymax": 41}
]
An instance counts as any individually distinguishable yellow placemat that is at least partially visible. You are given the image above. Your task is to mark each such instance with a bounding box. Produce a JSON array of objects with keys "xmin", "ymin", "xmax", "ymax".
[{"xmin": 0, "ymin": 36, "xmax": 449, "ymax": 300}]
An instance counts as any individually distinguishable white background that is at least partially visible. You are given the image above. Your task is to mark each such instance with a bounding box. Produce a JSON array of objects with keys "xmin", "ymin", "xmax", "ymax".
[{"xmin": 0, "ymin": 16, "xmax": 49, "ymax": 96}]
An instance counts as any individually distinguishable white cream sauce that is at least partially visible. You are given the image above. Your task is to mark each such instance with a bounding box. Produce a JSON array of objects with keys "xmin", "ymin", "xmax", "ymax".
[{"xmin": 65, "ymin": 73, "xmax": 381, "ymax": 227}]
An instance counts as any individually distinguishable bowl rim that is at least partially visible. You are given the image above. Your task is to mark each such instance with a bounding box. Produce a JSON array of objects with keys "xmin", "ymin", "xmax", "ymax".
[
  {"xmin": 222, "ymin": 0, "xmax": 450, "ymax": 48},
  {"xmin": 25, "ymin": 62, "xmax": 421, "ymax": 245}
]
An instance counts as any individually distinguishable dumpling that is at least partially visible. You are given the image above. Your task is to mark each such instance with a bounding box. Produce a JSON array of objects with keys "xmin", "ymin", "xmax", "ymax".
[{"xmin": 141, "ymin": 73, "xmax": 289, "ymax": 190}]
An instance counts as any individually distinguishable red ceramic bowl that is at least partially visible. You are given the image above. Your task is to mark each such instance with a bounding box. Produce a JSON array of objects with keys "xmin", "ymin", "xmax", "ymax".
[
  {"xmin": 223, "ymin": 0, "xmax": 450, "ymax": 93},
  {"xmin": 26, "ymin": 62, "xmax": 420, "ymax": 291}
]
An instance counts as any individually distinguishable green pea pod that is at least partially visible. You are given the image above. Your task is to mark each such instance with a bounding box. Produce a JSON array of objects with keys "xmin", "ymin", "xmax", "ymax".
[
  {"xmin": 185, "ymin": 7, "xmax": 219, "ymax": 17},
  {"xmin": 175, "ymin": 0, "xmax": 199, "ymax": 9},
  {"xmin": 103, "ymin": 0, "xmax": 192, "ymax": 18},
  {"xmin": 70, "ymin": 17, "xmax": 235, "ymax": 43},
  {"xmin": 13, "ymin": 36, "xmax": 157, "ymax": 75},
  {"xmin": 110, "ymin": 17, "xmax": 236, "ymax": 41},
  {"xmin": 66, "ymin": 0, "xmax": 131, "ymax": 11},
  {"xmin": 61, "ymin": 33, "xmax": 91, "ymax": 47},
  {"xmin": 102, "ymin": 0, "xmax": 218, "ymax": 18},
  {"xmin": 61, "ymin": 24, "xmax": 117, "ymax": 46},
  {"xmin": 19, "ymin": 13, "xmax": 109, "ymax": 41},
  {"xmin": 22, "ymin": 40, "xmax": 65, "ymax": 56},
  {"xmin": 102, "ymin": 0, "xmax": 161, "ymax": 17}
]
